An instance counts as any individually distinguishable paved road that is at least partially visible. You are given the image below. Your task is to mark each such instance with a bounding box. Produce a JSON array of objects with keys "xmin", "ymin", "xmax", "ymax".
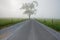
[{"xmin": 0, "ymin": 20, "xmax": 60, "ymax": 40}]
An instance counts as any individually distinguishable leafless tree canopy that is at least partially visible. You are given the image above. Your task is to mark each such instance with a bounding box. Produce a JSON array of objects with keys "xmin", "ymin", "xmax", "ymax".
[{"xmin": 21, "ymin": 1, "xmax": 38, "ymax": 19}]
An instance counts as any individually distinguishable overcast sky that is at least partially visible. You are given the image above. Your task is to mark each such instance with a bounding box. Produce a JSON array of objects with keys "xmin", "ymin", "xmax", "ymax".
[{"xmin": 0, "ymin": 0, "xmax": 60, "ymax": 19}]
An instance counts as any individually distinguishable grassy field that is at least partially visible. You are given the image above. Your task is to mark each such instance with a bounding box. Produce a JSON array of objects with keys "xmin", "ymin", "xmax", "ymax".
[
  {"xmin": 0, "ymin": 18, "xmax": 26, "ymax": 29},
  {"xmin": 36, "ymin": 18, "xmax": 60, "ymax": 31}
]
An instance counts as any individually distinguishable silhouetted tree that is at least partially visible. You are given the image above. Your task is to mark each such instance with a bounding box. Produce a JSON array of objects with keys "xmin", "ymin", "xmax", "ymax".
[{"xmin": 20, "ymin": 1, "xmax": 38, "ymax": 19}]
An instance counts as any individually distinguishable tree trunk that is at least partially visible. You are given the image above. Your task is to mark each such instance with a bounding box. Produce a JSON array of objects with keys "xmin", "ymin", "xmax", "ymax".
[
  {"xmin": 29, "ymin": 14, "xmax": 30, "ymax": 20},
  {"xmin": 29, "ymin": 15, "xmax": 30, "ymax": 20}
]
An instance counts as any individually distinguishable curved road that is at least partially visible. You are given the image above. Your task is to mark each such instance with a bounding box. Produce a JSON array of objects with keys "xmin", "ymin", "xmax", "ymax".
[{"xmin": 0, "ymin": 20, "xmax": 60, "ymax": 40}]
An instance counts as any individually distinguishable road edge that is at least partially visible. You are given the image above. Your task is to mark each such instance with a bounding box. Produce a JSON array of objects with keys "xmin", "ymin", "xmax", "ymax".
[{"xmin": 34, "ymin": 20, "xmax": 60, "ymax": 40}]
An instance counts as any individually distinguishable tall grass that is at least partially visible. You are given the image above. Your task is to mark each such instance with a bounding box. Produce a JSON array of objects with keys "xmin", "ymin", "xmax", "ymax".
[
  {"xmin": 0, "ymin": 18, "xmax": 25, "ymax": 29},
  {"xmin": 36, "ymin": 19, "xmax": 60, "ymax": 31}
]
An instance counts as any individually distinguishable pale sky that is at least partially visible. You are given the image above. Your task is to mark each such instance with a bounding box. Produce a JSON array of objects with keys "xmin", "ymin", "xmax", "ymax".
[{"xmin": 0, "ymin": 0, "xmax": 60, "ymax": 18}]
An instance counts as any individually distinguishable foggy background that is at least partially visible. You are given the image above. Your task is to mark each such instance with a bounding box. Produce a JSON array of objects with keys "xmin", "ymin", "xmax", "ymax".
[{"xmin": 0, "ymin": 0, "xmax": 60, "ymax": 19}]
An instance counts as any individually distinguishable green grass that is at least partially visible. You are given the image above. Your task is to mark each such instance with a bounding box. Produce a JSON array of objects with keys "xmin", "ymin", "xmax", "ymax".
[
  {"xmin": 36, "ymin": 18, "xmax": 60, "ymax": 31},
  {"xmin": 0, "ymin": 18, "xmax": 26, "ymax": 29}
]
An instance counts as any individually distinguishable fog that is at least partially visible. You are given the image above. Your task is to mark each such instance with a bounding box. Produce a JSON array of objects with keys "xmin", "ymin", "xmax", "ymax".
[{"xmin": 0, "ymin": 0, "xmax": 60, "ymax": 19}]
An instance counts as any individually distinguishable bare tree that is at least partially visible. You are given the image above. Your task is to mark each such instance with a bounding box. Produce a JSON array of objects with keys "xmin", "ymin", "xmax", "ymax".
[{"xmin": 20, "ymin": 1, "xmax": 38, "ymax": 19}]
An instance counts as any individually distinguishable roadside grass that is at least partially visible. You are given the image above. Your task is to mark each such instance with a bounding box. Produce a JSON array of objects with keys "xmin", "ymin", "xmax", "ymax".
[
  {"xmin": 36, "ymin": 18, "xmax": 60, "ymax": 31},
  {"xmin": 0, "ymin": 18, "xmax": 26, "ymax": 29}
]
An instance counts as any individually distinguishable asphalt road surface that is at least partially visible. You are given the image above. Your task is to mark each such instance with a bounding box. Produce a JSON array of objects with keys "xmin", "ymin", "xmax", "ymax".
[{"xmin": 0, "ymin": 20, "xmax": 60, "ymax": 40}]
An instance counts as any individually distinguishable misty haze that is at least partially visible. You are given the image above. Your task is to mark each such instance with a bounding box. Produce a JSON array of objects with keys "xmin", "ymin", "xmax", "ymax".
[{"xmin": 0, "ymin": 0, "xmax": 60, "ymax": 40}]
